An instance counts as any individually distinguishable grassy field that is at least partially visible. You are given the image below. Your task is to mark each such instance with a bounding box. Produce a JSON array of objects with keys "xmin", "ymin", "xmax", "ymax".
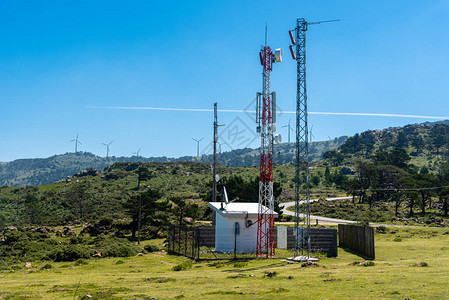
[{"xmin": 1, "ymin": 226, "xmax": 449, "ymax": 299}]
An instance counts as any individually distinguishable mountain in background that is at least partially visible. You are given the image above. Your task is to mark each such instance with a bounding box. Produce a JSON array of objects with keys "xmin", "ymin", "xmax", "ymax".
[
  {"xmin": 0, "ymin": 136, "xmax": 348, "ymax": 187},
  {"xmin": 2, "ymin": 119, "xmax": 449, "ymax": 187}
]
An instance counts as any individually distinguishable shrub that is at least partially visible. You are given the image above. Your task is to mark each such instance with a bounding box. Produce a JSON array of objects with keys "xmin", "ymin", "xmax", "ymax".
[
  {"xmin": 69, "ymin": 236, "xmax": 87, "ymax": 245},
  {"xmin": 355, "ymin": 219, "xmax": 370, "ymax": 227},
  {"xmin": 3, "ymin": 231, "xmax": 30, "ymax": 245},
  {"xmin": 233, "ymin": 261, "xmax": 248, "ymax": 268},
  {"xmin": 363, "ymin": 261, "xmax": 376, "ymax": 267},
  {"xmin": 48, "ymin": 245, "xmax": 91, "ymax": 262},
  {"xmin": 415, "ymin": 261, "xmax": 428, "ymax": 267},
  {"xmin": 352, "ymin": 260, "xmax": 376, "ymax": 267},
  {"xmin": 40, "ymin": 263, "xmax": 53, "ymax": 270},
  {"xmin": 264, "ymin": 271, "xmax": 278, "ymax": 278},
  {"xmin": 376, "ymin": 226, "xmax": 388, "ymax": 234},
  {"xmin": 74, "ymin": 259, "xmax": 88, "ymax": 266},
  {"xmin": 144, "ymin": 244, "xmax": 160, "ymax": 253},
  {"xmin": 172, "ymin": 260, "xmax": 193, "ymax": 271},
  {"xmin": 94, "ymin": 236, "xmax": 138, "ymax": 257}
]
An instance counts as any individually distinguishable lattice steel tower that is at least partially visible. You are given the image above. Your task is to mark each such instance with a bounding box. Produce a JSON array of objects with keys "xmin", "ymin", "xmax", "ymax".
[
  {"xmin": 256, "ymin": 39, "xmax": 282, "ymax": 257},
  {"xmin": 288, "ymin": 18, "xmax": 339, "ymax": 259}
]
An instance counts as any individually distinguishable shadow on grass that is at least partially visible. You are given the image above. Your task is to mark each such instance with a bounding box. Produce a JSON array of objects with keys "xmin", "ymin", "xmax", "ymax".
[
  {"xmin": 339, "ymin": 247, "xmax": 374, "ymax": 260},
  {"xmin": 222, "ymin": 262, "xmax": 288, "ymax": 273}
]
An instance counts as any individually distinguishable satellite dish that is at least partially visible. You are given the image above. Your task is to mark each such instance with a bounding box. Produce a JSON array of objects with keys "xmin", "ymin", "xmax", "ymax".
[
  {"xmin": 215, "ymin": 174, "xmax": 220, "ymax": 182},
  {"xmin": 274, "ymin": 48, "xmax": 282, "ymax": 62},
  {"xmin": 274, "ymin": 134, "xmax": 282, "ymax": 144}
]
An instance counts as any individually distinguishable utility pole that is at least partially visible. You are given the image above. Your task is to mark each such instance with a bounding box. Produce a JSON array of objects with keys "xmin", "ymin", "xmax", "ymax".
[
  {"xmin": 137, "ymin": 193, "xmax": 142, "ymax": 245},
  {"xmin": 213, "ymin": 102, "xmax": 225, "ymax": 202},
  {"xmin": 288, "ymin": 18, "xmax": 339, "ymax": 260}
]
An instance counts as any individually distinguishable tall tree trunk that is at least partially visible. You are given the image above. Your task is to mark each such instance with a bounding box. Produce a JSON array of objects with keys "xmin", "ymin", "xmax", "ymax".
[
  {"xmin": 420, "ymin": 191, "xmax": 426, "ymax": 216},
  {"xmin": 409, "ymin": 196, "xmax": 414, "ymax": 217},
  {"xmin": 395, "ymin": 197, "xmax": 400, "ymax": 217},
  {"xmin": 442, "ymin": 195, "xmax": 448, "ymax": 217}
]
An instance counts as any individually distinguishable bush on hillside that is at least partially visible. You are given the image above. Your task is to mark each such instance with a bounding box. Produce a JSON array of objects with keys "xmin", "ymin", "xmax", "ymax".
[
  {"xmin": 47, "ymin": 244, "xmax": 91, "ymax": 262},
  {"xmin": 0, "ymin": 229, "xmax": 139, "ymax": 264},
  {"xmin": 144, "ymin": 244, "xmax": 160, "ymax": 253},
  {"xmin": 93, "ymin": 235, "xmax": 138, "ymax": 257}
]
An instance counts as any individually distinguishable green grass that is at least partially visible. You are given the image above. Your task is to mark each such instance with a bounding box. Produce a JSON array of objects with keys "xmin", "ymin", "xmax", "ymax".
[{"xmin": 1, "ymin": 226, "xmax": 449, "ymax": 299}]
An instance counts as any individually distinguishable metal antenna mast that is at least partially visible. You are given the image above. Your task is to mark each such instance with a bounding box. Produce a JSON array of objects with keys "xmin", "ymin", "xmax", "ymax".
[
  {"xmin": 256, "ymin": 28, "xmax": 282, "ymax": 257},
  {"xmin": 213, "ymin": 103, "xmax": 225, "ymax": 203},
  {"xmin": 288, "ymin": 18, "xmax": 339, "ymax": 259}
]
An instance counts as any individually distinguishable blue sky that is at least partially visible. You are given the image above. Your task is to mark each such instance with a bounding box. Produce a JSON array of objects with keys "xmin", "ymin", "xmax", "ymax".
[{"xmin": 1, "ymin": 0, "xmax": 449, "ymax": 161}]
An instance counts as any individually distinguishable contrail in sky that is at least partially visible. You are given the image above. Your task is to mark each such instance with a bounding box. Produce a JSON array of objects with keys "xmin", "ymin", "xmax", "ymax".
[{"xmin": 87, "ymin": 106, "xmax": 449, "ymax": 120}]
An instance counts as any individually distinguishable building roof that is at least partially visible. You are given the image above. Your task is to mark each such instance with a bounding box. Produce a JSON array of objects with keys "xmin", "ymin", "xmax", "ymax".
[{"xmin": 209, "ymin": 202, "xmax": 278, "ymax": 218}]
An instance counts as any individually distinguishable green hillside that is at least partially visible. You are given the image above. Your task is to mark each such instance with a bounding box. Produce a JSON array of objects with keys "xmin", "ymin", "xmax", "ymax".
[
  {"xmin": 333, "ymin": 120, "xmax": 449, "ymax": 172},
  {"xmin": 2, "ymin": 120, "xmax": 449, "ymax": 229},
  {"xmin": 0, "ymin": 161, "xmax": 257, "ymax": 227}
]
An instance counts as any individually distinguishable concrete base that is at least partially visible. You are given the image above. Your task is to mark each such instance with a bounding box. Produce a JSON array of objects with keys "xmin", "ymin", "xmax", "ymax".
[{"xmin": 286, "ymin": 256, "xmax": 320, "ymax": 262}]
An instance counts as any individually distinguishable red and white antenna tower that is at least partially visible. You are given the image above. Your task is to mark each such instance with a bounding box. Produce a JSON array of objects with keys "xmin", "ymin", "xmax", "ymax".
[{"xmin": 256, "ymin": 30, "xmax": 282, "ymax": 257}]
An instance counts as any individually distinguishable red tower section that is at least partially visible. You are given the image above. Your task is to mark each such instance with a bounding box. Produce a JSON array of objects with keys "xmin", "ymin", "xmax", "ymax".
[{"xmin": 256, "ymin": 46, "xmax": 275, "ymax": 257}]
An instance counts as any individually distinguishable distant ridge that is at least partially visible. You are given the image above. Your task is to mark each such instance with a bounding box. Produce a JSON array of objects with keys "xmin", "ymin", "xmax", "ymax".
[
  {"xmin": 0, "ymin": 137, "xmax": 347, "ymax": 187},
  {"xmin": 3, "ymin": 119, "xmax": 448, "ymax": 187}
]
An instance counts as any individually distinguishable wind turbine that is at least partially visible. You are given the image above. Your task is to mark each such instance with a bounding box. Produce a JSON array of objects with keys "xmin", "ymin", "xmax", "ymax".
[
  {"xmin": 282, "ymin": 118, "xmax": 294, "ymax": 143},
  {"xmin": 310, "ymin": 125, "xmax": 315, "ymax": 143},
  {"xmin": 132, "ymin": 148, "xmax": 141, "ymax": 157},
  {"xmin": 192, "ymin": 138, "xmax": 204, "ymax": 157},
  {"xmin": 102, "ymin": 141, "xmax": 113, "ymax": 158},
  {"xmin": 70, "ymin": 133, "xmax": 82, "ymax": 153},
  {"xmin": 218, "ymin": 142, "xmax": 224, "ymax": 153}
]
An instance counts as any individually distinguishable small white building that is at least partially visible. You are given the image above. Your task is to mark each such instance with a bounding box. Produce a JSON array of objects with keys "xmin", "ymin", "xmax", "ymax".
[{"xmin": 208, "ymin": 202, "xmax": 278, "ymax": 253}]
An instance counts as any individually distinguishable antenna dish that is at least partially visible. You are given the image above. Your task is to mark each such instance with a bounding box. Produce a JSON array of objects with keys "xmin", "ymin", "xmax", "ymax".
[
  {"xmin": 215, "ymin": 174, "xmax": 220, "ymax": 182},
  {"xmin": 274, "ymin": 48, "xmax": 282, "ymax": 62},
  {"xmin": 274, "ymin": 134, "xmax": 282, "ymax": 144}
]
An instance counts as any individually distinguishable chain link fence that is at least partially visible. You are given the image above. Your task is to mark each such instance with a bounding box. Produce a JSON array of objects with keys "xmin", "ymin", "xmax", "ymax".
[{"xmin": 168, "ymin": 225, "xmax": 337, "ymax": 260}]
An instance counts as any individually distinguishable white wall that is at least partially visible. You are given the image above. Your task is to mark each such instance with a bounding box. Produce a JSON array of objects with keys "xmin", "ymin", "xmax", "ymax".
[{"xmin": 215, "ymin": 214, "xmax": 258, "ymax": 253}]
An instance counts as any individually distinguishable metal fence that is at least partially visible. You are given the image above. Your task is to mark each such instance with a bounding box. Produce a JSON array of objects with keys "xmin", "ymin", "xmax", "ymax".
[
  {"xmin": 168, "ymin": 225, "xmax": 337, "ymax": 260},
  {"xmin": 338, "ymin": 224, "xmax": 375, "ymax": 259},
  {"xmin": 168, "ymin": 225, "xmax": 261, "ymax": 260}
]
